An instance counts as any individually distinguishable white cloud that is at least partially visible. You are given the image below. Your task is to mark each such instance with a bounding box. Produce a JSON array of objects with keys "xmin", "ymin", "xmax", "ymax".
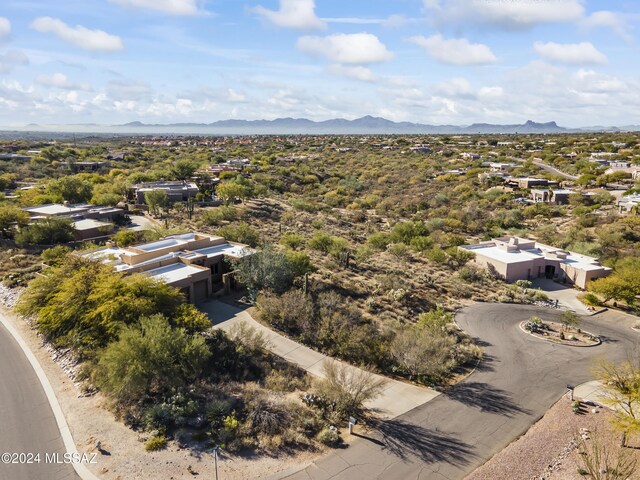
[
  {"xmin": 410, "ymin": 35, "xmax": 497, "ymax": 65},
  {"xmin": 227, "ymin": 88, "xmax": 247, "ymax": 102},
  {"xmin": 0, "ymin": 50, "xmax": 28, "ymax": 74},
  {"xmin": 109, "ymin": 0, "xmax": 198, "ymax": 15},
  {"xmin": 36, "ymin": 73, "xmax": 91, "ymax": 91},
  {"xmin": 297, "ymin": 33, "xmax": 393, "ymax": 65},
  {"xmin": 251, "ymin": 0, "xmax": 326, "ymax": 30},
  {"xmin": 424, "ymin": 0, "xmax": 584, "ymax": 29},
  {"xmin": 327, "ymin": 64, "xmax": 376, "ymax": 82},
  {"xmin": 30, "ymin": 17, "xmax": 124, "ymax": 52},
  {"xmin": 582, "ymin": 11, "xmax": 632, "ymax": 41},
  {"xmin": 0, "ymin": 17, "xmax": 11, "ymax": 42},
  {"xmin": 533, "ymin": 41, "xmax": 607, "ymax": 65},
  {"xmin": 433, "ymin": 77, "xmax": 475, "ymax": 98}
]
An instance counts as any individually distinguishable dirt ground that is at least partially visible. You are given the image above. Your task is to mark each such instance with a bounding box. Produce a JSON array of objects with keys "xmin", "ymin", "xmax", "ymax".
[
  {"xmin": 466, "ymin": 395, "xmax": 640, "ymax": 480},
  {"xmin": 0, "ymin": 290, "xmax": 320, "ymax": 480}
]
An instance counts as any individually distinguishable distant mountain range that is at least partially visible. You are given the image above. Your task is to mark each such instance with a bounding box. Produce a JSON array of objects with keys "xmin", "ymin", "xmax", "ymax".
[{"xmin": 4, "ymin": 116, "xmax": 640, "ymax": 135}]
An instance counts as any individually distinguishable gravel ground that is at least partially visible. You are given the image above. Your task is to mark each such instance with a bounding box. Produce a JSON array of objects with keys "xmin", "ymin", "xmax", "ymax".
[{"xmin": 466, "ymin": 395, "xmax": 640, "ymax": 480}]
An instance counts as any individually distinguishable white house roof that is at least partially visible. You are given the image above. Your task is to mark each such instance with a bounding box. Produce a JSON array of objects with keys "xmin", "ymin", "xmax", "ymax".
[
  {"xmin": 144, "ymin": 263, "xmax": 206, "ymax": 284},
  {"xmin": 193, "ymin": 243, "xmax": 254, "ymax": 259}
]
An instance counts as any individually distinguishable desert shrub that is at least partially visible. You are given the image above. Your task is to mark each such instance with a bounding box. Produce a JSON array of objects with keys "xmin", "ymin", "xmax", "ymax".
[
  {"xmin": 458, "ymin": 265, "xmax": 483, "ymax": 283},
  {"xmin": 581, "ymin": 292, "xmax": 601, "ymax": 306},
  {"xmin": 145, "ymin": 435, "xmax": 168, "ymax": 451},
  {"xmin": 15, "ymin": 216, "xmax": 74, "ymax": 246},
  {"xmin": 280, "ymin": 232, "xmax": 305, "ymax": 250},
  {"xmin": 246, "ymin": 396, "xmax": 291, "ymax": 436},
  {"xmin": 201, "ymin": 206, "xmax": 241, "ymax": 226},
  {"xmin": 314, "ymin": 360, "xmax": 385, "ymax": 418},
  {"xmin": 389, "ymin": 326, "xmax": 456, "ymax": 383},
  {"xmin": 367, "ymin": 232, "xmax": 391, "ymax": 250},
  {"xmin": 257, "ymin": 290, "xmax": 314, "ymax": 335},
  {"xmin": 388, "ymin": 242, "xmax": 410, "ymax": 259},
  {"xmin": 228, "ymin": 321, "xmax": 270, "ymax": 353},
  {"xmin": 316, "ymin": 427, "xmax": 341, "ymax": 447},
  {"xmin": 40, "ymin": 245, "xmax": 72, "ymax": 266},
  {"xmin": 92, "ymin": 314, "xmax": 210, "ymax": 404},
  {"xmin": 232, "ymin": 244, "xmax": 298, "ymax": 294},
  {"xmin": 216, "ymin": 222, "xmax": 260, "ymax": 247}
]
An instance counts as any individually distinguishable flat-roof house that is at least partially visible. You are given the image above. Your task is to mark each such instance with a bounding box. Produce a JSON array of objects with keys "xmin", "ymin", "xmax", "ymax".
[
  {"xmin": 82, "ymin": 232, "xmax": 254, "ymax": 302},
  {"xmin": 23, "ymin": 202, "xmax": 125, "ymax": 241},
  {"xmin": 507, "ymin": 177, "xmax": 558, "ymax": 189},
  {"xmin": 23, "ymin": 203, "xmax": 124, "ymax": 223},
  {"xmin": 618, "ymin": 193, "xmax": 640, "ymax": 214},
  {"xmin": 129, "ymin": 181, "xmax": 200, "ymax": 204},
  {"xmin": 459, "ymin": 236, "xmax": 611, "ymax": 289},
  {"xmin": 531, "ymin": 189, "xmax": 574, "ymax": 205}
]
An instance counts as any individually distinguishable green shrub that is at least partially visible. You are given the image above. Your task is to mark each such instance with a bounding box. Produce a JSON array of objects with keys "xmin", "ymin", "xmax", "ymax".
[
  {"xmin": 216, "ymin": 222, "xmax": 260, "ymax": 247},
  {"xmin": 280, "ymin": 232, "xmax": 305, "ymax": 250},
  {"xmin": 316, "ymin": 427, "xmax": 341, "ymax": 447},
  {"xmin": 145, "ymin": 435, "xmax": 168, "ymax": 451},
  {"xmin": 366, "ymin": 232, "xmax": 391, "ymax": 250}
]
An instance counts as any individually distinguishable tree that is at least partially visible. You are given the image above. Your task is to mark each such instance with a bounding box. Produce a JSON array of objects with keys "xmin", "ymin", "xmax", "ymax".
[
  {"xmin": 559, "ymin": 310, "xmax": 581, "ymax": 331},
  {"xmin": 92, "ymin": 314, "xmax": 210, "ymax": 404},
  {"xmin": 389, "ymin": 326, "xmax": 455, "ymax": 381},
  {"xmin": 232, "ymin": 244, "xmax": 297, "ymax": 294},
  {"xmin": 216, "ymin": 181, "xmax": 247, "ymax": 205},
  {"xmin": 589, "ymin": 258, "xmax": 640, "ymax": 305},
  {"xmin": 17, "ymin": 259, "xmax": 209, "ymax": 353},
  {"xmin": 314, "ymin": 359, "xmax": 386, "ymax": 417},
  {"xmin": 577, "ymin": 430, "xmax": 637, "ymax": 480},
  {"xmin": 15, "ymin": 216, "xmax": 74, "ymax": 246},
  {"xmin": 47, "ymin": 176, "xmax": 93, "ymax": 203},
  {"xmin": 0, "ymin": 204, "xmax": 29, "ymax": 238},
  {"xmin": 144, "ymin": 189, "xmax": 169, "ymax": 216},
  {"xmin": 171, "ymin": 159, "xmax": 197, "ymax": 180},
  {"xmin": 594, "ymin": 358, "xmax": 640, "ymax": 444}
]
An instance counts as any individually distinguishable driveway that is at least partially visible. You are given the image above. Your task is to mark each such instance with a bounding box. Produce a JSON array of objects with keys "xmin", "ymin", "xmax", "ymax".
[
  {"xmin": 0, "ymin": 322, "xmax": 79, "ymax": 480},
  {"xmin": 531, "ymin": 278, "xmax": 593, "ymax": 315},
  {"xmin": 199, "ymin": 300, "xmax": 440, "ymax": 419},
  {"xmin": 281, "ymin": 303, "xmax": 638, "ymax": 480},
  {"xmin": 126, "ymin": 214, "xmax": 160, "ymax": 231}
]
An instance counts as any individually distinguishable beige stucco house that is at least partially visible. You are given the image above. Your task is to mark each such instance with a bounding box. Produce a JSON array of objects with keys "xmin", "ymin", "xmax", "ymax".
[
  {"xmin": 83, "ymin": 232, "xmax": 253, "ymax": 302},
  {"xmin": 459, "ymin": 236, "xmax": 611, "ymax": 289}
]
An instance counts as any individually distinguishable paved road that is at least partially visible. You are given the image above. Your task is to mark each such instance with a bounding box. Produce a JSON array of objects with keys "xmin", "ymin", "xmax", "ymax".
[
  {"xmin": 0, "ymin": 323, "xmax": 79, "ymax": 480},
  {"xmin": 282, "ymin": 303, "xmax": 638, "ymax": 480},
  {"xmin": 510, "ymin": 156, "xmax": 579, "ymax": 180}
]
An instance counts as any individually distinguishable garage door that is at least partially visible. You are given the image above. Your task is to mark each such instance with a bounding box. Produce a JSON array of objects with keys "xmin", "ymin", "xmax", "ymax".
[{"xmin": 193, "ymin": 280, "xmax": 208, "ymax": 301}]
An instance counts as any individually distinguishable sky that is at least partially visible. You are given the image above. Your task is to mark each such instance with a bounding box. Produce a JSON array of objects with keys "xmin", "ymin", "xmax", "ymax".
[{"xmin": 1, "ymin": 0, "xmax": 640, "ymax": 127}]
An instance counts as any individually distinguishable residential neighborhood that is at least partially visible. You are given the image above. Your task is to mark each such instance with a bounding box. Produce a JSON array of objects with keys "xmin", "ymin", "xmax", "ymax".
[{"xmin": 0, "ymin": 1, "xmax": 640, "ymax": 480}]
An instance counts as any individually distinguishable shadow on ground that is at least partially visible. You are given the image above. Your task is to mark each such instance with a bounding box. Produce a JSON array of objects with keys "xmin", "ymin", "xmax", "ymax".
[
  {"xmin": 367, "ymin": 418, "xmax": 475, "ymax": 465},
  {"xmin": 444, "ymin": 382, "xmax": 530, "ymax": 416}
]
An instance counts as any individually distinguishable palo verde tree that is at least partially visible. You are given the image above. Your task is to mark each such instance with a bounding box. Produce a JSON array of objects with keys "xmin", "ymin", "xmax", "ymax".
[
  {"xmin": 594, "ymin": 357, "xmax": 640, "ymax": 446},
  {"xmin": 144, "ymin": 189, "xmax": 169, "ymax": 217}
]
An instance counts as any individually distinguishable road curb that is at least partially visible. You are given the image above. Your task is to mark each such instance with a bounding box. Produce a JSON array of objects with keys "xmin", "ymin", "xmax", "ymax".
[{"xmin": 0, "ymin": 312, "xmax": 101, "ymax": 480}]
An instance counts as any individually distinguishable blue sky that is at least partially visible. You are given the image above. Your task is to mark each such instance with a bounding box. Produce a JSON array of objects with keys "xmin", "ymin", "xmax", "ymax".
[{"xmin": 0, "ymin": 0, "xmax": 639, "ymax": 126}]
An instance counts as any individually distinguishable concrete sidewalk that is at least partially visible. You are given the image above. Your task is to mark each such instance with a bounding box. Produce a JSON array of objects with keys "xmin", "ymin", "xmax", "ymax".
[
  {"xmin": 198, "ymin": 300, "xmax": 440, "ymax": 419},
  {"xmin": 574, "ymin": 380, "xmax": 609, "ymax": 406}
]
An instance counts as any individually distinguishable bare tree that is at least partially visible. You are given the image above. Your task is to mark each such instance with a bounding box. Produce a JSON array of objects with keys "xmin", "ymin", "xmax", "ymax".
[
  {"xmin": 577, "ymin": 430, "xmax": 637, "ymax": 479},
  {"xmin": 315, "ymin": 360, "xmax": 386, "ymax": 417}
]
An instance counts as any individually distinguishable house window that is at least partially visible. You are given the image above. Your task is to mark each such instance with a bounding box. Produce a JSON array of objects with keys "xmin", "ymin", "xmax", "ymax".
[{"xmin": 211, "ymin": 263, "xmax": 219, "ymax": 275}]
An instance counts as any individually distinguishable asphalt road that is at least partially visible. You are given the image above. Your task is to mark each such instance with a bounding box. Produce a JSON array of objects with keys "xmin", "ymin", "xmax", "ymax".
[
  {"xmin": 509, "ymin": 156, "xmax": 579, "ymax": 181},
  {"xmin": 283, "ymin": 303, "xmax": 639, "ymax": 480},
  {"xmin": 0, "ymin": 322, "xmax": 79, "ymax": 480}
]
